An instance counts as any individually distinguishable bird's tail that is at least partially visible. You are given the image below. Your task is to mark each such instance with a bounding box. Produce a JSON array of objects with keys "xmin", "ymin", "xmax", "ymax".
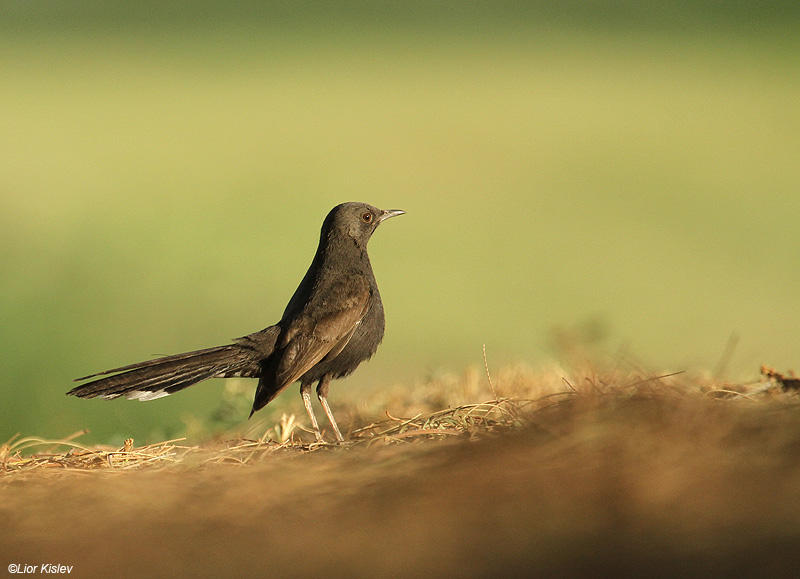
[{"xmin": 68, "ymin": 344, "xmax": 258, "ymax": 401}]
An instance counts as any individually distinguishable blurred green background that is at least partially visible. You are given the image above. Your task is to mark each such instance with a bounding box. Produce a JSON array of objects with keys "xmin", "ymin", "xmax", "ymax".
[{"xmin": 2, "ymin": 2, "xmax": 799, "ymax": 444}]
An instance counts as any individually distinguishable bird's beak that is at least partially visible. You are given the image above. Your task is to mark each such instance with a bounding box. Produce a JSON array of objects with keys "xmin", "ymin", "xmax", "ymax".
[{"xmin": 379, "ymin": 209, "xmax": 405, "ymax": 222}]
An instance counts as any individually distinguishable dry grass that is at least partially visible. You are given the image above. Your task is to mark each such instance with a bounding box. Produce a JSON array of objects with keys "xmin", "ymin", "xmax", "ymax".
[
  {"xmin": 1, "ymin": 364, "xmax": 688, "ymax": 472},
  {"xmin": 3, "ymin": 364, "xmax": 800, "ymax": 577}
]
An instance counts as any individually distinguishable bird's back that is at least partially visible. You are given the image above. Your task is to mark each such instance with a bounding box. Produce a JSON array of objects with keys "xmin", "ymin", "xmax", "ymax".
[{"xmin": 281, "ymin": 236, "xmax": 384, "ymax": 383}]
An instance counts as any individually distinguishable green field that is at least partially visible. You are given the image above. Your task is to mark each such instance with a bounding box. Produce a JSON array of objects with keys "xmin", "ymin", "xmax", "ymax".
[{"xmin": 1, "ymin": 2, "xmax": 799, "ymax": 444}]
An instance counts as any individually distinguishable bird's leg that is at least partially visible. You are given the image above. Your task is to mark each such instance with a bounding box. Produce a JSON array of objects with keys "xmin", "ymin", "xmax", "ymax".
[
  {"xmin": 300, "ymin": 380, "xmax": 324, "ymax": 442},
  {"xmin": 317, "ymin": 375, "xmax": 344, "ymax": 443}
]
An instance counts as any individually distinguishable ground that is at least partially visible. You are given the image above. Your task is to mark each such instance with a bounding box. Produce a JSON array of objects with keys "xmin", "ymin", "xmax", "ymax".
[{"xmin": 3, "ymin": 365, "xmax": 800, "ymax": 578}]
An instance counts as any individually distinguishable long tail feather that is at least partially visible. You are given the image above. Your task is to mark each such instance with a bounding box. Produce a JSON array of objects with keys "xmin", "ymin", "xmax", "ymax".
[{"xmin": 68, "ymin": 344, "xmax": 258, "ymax": 400}]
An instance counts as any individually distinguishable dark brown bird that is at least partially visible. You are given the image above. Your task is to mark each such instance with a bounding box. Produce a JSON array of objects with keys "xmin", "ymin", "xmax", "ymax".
[{"xmin": 68, "ymin": 202, "xmax": 404, "ymax": 442}]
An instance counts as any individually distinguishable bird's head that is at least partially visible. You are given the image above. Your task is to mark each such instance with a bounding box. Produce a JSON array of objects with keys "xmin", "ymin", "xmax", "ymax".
[{"xmin": 322, "ymin": 202, "xmax": 405, "ymax": 245}]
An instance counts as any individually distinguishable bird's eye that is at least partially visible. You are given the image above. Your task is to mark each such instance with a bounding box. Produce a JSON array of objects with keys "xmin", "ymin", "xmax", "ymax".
[{"xmin": 362, "ymin": 212, "xmax": 373, "ymax": 223}]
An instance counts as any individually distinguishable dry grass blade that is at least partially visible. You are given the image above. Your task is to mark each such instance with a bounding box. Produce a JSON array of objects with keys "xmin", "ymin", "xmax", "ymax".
[{"xmin": 483, "ymin": 343, "xmax": 498, "ymax": 400}]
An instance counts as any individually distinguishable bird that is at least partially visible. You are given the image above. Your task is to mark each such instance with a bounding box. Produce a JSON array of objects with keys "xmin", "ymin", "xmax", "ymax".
[{"xmin": 68, "ymin": 202, "xmax": 404, "ymax": 443}]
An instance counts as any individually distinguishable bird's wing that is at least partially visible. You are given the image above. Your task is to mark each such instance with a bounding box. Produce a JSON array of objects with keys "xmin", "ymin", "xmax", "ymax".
[{"xmin": 274, "ymin": 278, "xmax": 371, "ymax": 388}]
